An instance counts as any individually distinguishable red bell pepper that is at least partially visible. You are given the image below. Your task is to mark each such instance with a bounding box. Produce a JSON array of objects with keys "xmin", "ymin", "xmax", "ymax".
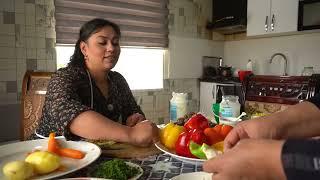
[
  {"xmin": 175, "ymin": 131, "xmax": 196, "ymax": 158},
  {"xmin": 184, "ymin": 114, "xmax": 209, "ymax": 131},
  {"xmin": 190, "ymin": 129, "xmax": 208, "ymax": 145}
]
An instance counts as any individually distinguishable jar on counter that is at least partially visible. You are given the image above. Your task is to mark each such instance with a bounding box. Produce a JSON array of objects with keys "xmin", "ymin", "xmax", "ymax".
[
  {"xmin": 170, "ymin": 92, "xmax": 188, "ymax": 122},
  {"xmin": 219, "ymin": 95, "xmax": 240, "ymax": 118},
  {"xmin": 301, "ymin": 67, "xmax": 315, "ymax": 76}
]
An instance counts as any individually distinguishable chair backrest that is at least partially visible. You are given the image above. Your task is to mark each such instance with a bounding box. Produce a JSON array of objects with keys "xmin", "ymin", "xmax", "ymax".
[{"xmin": 21, "ymin": 71, "xmax": 53, "ymax": 140}]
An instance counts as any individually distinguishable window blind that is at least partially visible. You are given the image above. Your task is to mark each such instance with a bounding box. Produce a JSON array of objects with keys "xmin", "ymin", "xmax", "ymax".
[{"xmin": 55, "ymin": 0, "xmax": 169, "ymax": 47}]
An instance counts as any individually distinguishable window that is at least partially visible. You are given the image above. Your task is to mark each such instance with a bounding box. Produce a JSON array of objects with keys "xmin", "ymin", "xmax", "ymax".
[{"xmin": 56, "ymin": 45, "xmax": 164, "ymax": 90}]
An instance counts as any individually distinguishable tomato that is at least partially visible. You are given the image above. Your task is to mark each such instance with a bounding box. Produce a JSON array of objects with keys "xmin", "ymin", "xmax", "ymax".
[
  {"xmin": 203, "ymin": 128, "xmax": 224, "ymax": 145},
  {"xmin": 213, "ymin": 124, "xmax": 222, "ymax": 134},
  {"xmin": 221, "ymin": 125, "xmax": 233, "ymax": 138}
]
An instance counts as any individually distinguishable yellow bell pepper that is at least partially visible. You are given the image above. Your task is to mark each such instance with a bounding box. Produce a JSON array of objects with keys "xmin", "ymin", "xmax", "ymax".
[
  {"xmin": 212, "ymin": 141, "xmax": 224, "ymax": 152},
  {"xmin": 160, "ymin": 122, "xmax": 185, "ymax": 150}
]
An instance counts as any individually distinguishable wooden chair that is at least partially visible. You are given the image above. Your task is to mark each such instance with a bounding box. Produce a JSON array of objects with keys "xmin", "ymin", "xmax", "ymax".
[{"xmin": 21, "ymin": 71, "xmax": 53, "ymax": 140}]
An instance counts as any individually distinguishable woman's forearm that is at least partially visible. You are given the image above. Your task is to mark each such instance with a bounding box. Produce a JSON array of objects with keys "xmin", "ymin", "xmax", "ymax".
[
  {"xmin": 69, "ymin": 110, "xmax": 132, "ymax": 142},
  {"xmin": 267, "ymin": 101, "xmax": 320, "ymax": 139}
]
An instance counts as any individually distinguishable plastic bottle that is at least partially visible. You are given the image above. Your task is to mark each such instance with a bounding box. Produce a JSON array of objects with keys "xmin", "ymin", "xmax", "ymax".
[
  {"xmin": 170, "ymin": 92, "xmax": 188, "ymax": 122},
  {"xmin": 219, "ymin": 95, "xmax": 240, "ymax": 118}
]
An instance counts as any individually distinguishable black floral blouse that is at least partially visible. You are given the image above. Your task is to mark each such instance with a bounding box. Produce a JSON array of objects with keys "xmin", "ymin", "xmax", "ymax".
[{"xmin": 33, "ymin": 64, "xmax": 144, "ymax": 140}]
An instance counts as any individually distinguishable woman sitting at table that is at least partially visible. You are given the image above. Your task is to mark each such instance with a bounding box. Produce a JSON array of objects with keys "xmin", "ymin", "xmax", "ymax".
[{"xmin": 33, "ymin": 18, "xmax": 159, "ymax": 147}]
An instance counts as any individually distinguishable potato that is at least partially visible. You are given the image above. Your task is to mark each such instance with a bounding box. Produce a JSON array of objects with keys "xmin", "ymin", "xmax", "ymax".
[
  {"xmin": 25, "ymin": 151, "xmax": 60, "ymax": 174},
  {"xmin": 2, "ymin": 160, "xmax": 34, "ymax": 180}
]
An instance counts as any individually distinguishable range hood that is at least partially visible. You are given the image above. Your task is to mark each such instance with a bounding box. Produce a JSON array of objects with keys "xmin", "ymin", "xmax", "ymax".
[{"xmin": 207, "ymin": 0, "xmax": 247, "ymax": 35}]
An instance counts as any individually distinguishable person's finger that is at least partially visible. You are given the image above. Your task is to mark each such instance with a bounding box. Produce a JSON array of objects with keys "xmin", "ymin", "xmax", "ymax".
[
  {"xmin": 224, "ymin": 126, "xmax": 249, "ymax": 151},
  {"xmin": 203, "ymin": 155, "xmax": 224, "ymax": 173},
  {"xmin": 224, "ymin": 128, "xmax": 241, "ymax": 150}
]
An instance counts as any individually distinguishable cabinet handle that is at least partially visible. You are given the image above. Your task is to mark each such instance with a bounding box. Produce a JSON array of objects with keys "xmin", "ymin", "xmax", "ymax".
[
  {"xmin": 265, "ymin": 16, "xmax": 269, "ymax": 32},
  {"xmin": 271, "ymin": 14, "xmax": 275, "ymax": 31}
]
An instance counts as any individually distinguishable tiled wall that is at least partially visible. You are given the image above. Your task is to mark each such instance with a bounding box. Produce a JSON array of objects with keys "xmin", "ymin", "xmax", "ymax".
[
  {"xmin": 168, "ymin": 0, "xmax": 212, "ymax": 39},
  {"xmin": 0, "ymin": 0, "xmax": 56, "ymax": 105},
  {"xmin": 0, "ymin": 0, "xmax": 211, "ymax": 141},
  {"xmin": 133, "ymin": 0, "xmax": 213, "ymax": 124}
]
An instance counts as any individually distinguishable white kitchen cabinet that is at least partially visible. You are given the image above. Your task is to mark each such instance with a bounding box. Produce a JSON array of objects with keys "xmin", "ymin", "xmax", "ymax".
[{"xmin": 247, "ymin": 0, "xmax": 299, "ymax": 36}]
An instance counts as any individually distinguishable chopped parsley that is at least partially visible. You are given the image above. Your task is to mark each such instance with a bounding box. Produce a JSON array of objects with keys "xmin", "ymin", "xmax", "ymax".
[{"xmin": 91, "ymin": 159, "xmax": 140, "ymax": 180}]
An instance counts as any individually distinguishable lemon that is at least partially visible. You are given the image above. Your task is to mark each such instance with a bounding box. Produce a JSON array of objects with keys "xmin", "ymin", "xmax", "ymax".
[
  {"xmin": 25, "ymin": 151, "xmax": 60, "ymax": 174},
  {"xmin": 2, "ymin": 160, "xmax": 34, "ymax": 180}
]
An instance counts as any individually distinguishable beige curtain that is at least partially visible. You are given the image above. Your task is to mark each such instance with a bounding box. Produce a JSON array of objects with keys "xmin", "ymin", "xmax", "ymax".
[{"xmin": 55, "ymin": 0, "xmax": 168, "ymax": 47}]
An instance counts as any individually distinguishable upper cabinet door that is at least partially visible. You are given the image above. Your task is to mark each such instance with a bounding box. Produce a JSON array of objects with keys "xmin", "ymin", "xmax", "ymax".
[
  {"xmin": 247, "ymin": 0, "xmax": 271, "ymax": 36},
  {"xmin": 270, "ymin": 0, "xmax": 298, "ymax": 34}
]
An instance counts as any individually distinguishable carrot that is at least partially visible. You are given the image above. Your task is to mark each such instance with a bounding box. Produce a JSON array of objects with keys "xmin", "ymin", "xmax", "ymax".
[
  {"xmin": 58, "ymin": 148, "xmax": 85, "ymax": 159},
  {"xmin": 48, "ymin": 132, "xmax": 60, "ymax": 154}
]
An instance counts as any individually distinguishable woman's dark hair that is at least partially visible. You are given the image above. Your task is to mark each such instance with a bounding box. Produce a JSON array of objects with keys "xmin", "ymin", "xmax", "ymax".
[{"xmin": 68, "ymin": 18, "xmax": 121, "ymax": 67}]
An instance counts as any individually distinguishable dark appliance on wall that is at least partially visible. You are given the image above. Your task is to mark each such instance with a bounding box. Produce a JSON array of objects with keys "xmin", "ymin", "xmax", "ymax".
[
  {"xmin": 207, "ymin": 0, "xmax": 248, "ymax": 34},
  {"xmin": 298, "ymin": 0, "xmax": 320, "ymax": 31}
]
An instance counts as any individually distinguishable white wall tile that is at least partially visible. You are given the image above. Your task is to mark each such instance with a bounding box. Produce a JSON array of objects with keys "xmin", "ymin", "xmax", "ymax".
[
  {"xmin": 0, "ymin": 93, "xmax": 18, "ymax": 105},
  {"xmin": 16, "ymin": 48, "xmax": 26, "ymax": 59},
  {"xmin": 0, "ymin": 59, "xmax": 16, "ymax": 71},
  {"xmin": 35, "ymin": 0, "xmax": 45, "ymax": 5},
  {"xmin": 35, "ymin": 27, "xmax": 45, "ymax": 37},
  {"xmin": 15, "ymin": 0, "xmax": 25, "ymax": 13},
  {"xmin": 0, "ymin": 71, "xmax": 17, "ymax": 81},
  {"xmin": 25, "ymin": 4, "xmax": 35, "ymax": 16},
  {"xmin": 0, "ymin": 12, "xmax": 3, "ymax": 24},
  {"xmin": 0, "ymin": 24, "xmax": 15, "ymax": 35},
  {"xmin": 16, "ymin": 59, "xmax": 26, "ymax": 81},
  {"xmin": 37, "ymin": 59, "xmax": 46, "ymax": 70},
  {"xmin": 0, "ymin": 35, "xmax": 15, "ymax": 47},
  {"xmin": 155, "ymin": 94, "xmax": 170, "ymax": 112},
  {"xmin": 25, "ymin": 26, "xmax": 35, "ymax": 37},
  {"xmin": 224, "ymin": 32, "xmax": 320, "ymax": 75},
  {"xmin": 36, "ymin": 37, "xmax": 45, "ymax": 48},
  {"xmin": 17, "ymin": 79, "xmax": 23, "ymax": 93},
  {"xmin": 45, "ymin": 28, "xmax": 55, "ymax": 38},
  {"xmin": 142, "ymin": 95, "xmax": 154, "ymax": 104},
  {"xmin": 36, "ymin": 48, "xmax": 46, "ymax": 59},
  {"xmin": 25, "ymin": 15, "xmax": 35, "ymax": 26},
  {"xmin": 1, "ymin": 0, "xmax": 15, "ymax": 12},
  {"xmin": 45, "ymin": 0, "xmax": 54, "ymax": 6},
  {"xmin": 0, "ymin": 47, "xmax": 16, "ymax": 59},
  {"xmin": 26, "ymin": 37, "xmax": 36, "ymax": 48},
  {"xmin": 141, "ymin": 103, "xmax": 154, "ymax": 112},
  {"xmin": 26, "ymin": 48, "xmax": 37, "ymax": 59},
  {"xmin": 46, "ymin": 60, "xmax": 56, "ymax": 71},
  {"xmin": 15, "ymin": 13, "xmax": 25, "ymax": 25},
  {"xmin": 0, "ymin": 82, "xmax": 6, "ymax": 93}
]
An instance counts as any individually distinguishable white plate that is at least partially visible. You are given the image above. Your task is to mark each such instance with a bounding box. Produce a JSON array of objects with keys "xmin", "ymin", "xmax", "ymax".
[
  {"xmin": 0, "ymin": 139, "xmax": 101, "ymax": 180},
  {"xmin": 154, "ymin": 142, "xmax": 205, "ymax": 165},
  {"xmin": 171, "ymin": 172, "xmax": 213, "ymax": 180}
]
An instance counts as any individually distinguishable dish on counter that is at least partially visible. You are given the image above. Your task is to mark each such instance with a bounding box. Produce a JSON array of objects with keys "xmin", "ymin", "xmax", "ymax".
[
  {"xmin": 171, "ymin": 172, "xmax": 213, "ymax": 180},
  {"xmin": 154, "ymin": 141, "xmax": 206, "ymax": 165},
  {"xmin": 0, "ymin": 139, "xmax": 101, "ymax": 180}
]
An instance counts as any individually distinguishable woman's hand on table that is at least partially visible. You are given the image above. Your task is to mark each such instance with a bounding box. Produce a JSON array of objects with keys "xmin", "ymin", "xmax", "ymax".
[
  {"xmin": 203, "ymin": 139, "xmax": 286, "ymax": 180},
  {"xmin": 126, "ymin": 113, "xmax": 145, "ymax": 127},
  {"xmin": 128, "ymin": 120, "xmax": 159, "ymax": 147}
]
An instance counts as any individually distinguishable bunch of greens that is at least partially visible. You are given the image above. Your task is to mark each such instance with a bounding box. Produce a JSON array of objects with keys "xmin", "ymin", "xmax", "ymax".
[{"xmin": 91, "ymin": 159, "xmax": 140, "ymax": 180}]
